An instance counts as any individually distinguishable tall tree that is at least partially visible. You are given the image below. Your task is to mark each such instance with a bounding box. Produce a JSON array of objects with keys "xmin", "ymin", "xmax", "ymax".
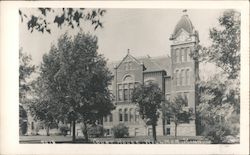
[
  {"xmin": 54, "ymin": 32, "xmax": 114, "ymax": 142},
  {"xmin": 163, "ymin": 95, "xmax": 194, "ymax": 138},
  {"xmin": 131, "ymin": 82, "xmax": 163, "ymax": 143},
  {"xmin": 19, "ymin": 8, "xmax": 106, "ymax": 34},
  {"xmin": 195, "ymin": 9, "xmax": 240, "ymax": 143},
  {"xmin": 19, "ymin": 49, "xmax": 35, "ymax": 135},
  {"xmin": 29, "ymin": 46, "xmax": 61, "ymax": 136},
  {"xmin": 19, "ymin": 49, "xmax": 35, "ymax": 104},
  {"xmin": 196, "ymin": 9, "xmax": 240, "ymax": 79}
]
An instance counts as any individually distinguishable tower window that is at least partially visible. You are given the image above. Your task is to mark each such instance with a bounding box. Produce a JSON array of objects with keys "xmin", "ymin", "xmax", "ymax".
[
  {"xmin": 175, "ymin": 49, "xmax": 179, "ymax": 63},
  {"xmin": 176, "ymin": 70, "xmax": 180, "ymax": 86},
  {"xmin": 181, "ymin": 69, "xmax": 185, "ymax": 86},
  {"xmin": 184, "ymin": 48, "xmax": 187, "ymax": 62},
  {"xmin": 180, "ymin": 48, "xmax": 184, "ymax": 62},
  {"xmin": 186, "ymin": 48, "xmax": 191, "ymax": 61},
  {"xmin": 186, "ymin": 69, "xmax": 190, "ymax": 85}
]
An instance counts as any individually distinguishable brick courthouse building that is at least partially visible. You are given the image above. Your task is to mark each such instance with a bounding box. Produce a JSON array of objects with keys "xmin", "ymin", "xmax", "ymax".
[{"xmin": 103, "ymin": 14, "xmax": 200, "ymax": 137}]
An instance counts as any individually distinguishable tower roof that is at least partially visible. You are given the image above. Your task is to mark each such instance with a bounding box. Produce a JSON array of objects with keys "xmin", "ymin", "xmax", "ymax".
[{"xmin": 172, "ymin": 15, "xmax": 194, "ymax": 38}]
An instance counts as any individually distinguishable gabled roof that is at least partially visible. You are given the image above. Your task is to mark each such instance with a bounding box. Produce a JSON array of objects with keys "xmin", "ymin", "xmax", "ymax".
[
  {"xmin": 107, "ymin": 54, "xmax": 172, "ymax": 76},
  {"xmin": 115, "ymin": 52, "xmax": 142, "ymax": 69}
]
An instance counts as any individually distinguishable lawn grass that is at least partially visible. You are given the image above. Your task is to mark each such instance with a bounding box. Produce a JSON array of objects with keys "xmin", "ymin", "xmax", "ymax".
[{"xmin": 20, "ymin": 135, "xmax": 210, "ymax": 144}]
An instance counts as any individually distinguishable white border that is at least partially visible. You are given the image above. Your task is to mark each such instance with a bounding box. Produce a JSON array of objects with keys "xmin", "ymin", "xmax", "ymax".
[{"xmin": 0, "ymin": 1, "xmax": 249, "ymax": 155}]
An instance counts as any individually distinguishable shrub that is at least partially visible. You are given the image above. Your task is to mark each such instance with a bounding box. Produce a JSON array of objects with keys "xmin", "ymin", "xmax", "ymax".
[
  {"xmin": 112, "ymin": 124, "xmax": 129, "ymax": 138},
  {"xmin": 88, "ymin": 124, "xmax": 104, "ymax": 138},
  {"xmin": 59, "ymin": 125, "xmax": 70, "ymax": 136}
]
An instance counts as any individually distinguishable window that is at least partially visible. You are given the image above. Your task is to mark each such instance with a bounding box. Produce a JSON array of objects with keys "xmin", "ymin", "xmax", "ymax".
[
  {"xmin": 186, "ymin": 48, "xmax": 191, "ymax": 61},
  {"xmin": 175, "ymin": 49, "xmax": 179, "ymax": 63},
  {"xmin": 166, "ymin": 118, "xmax": 171, "ymax": 125},
  {"xmin": 106, "ymin": 129, "xmax": 110, "ymax": 136},
  {"xmin": 129, "ymin": 84, "xmax": 134, "ymax": 101},
  {"xmin": 104, "ymin": 116, "xmax": 107, "ymax": 122},
  {"xmin": 124, "ymin": 108, "xmax": 128, "ymax": 122},
  {"xmin": 186, "ymin": 69, "xmax": 190, "ymax": 85},
  {"xmin": 124, "ymin": 84, "xmax": 129, "ymax": 101},
  {"xmin": 118, "ymin": 84, "xmax": 123, "ymax": 101},
  {"xmin": 135, "ymin": 109, "xmax": 139, "ymax": 122},
  {"xmin": 119, "ymin": 109, "xmax": 123, "ymax": 122},
  {"xmin": 180, "ymin": 48, "xmax": 184, "ymax": 62},
  {"xmin": 176, "ymin": 70, "xmax": 180, "ymax": 86},
  {"xmin": 129, "ymin": 108, "xmax": 134, "ymax": 122},
  {"xmin": 109, "ymin": 113, "xmax": 113, "ymax": 122},
  {"xmin": 166, "ymin": 128, "xmax": 170, "ymax": 135},
  {"xmin": 184, "ymin": 48, "xmax": 187, "ymax": 62},
  {"xmin": 181, "ymin": 69, "xmax": 185, "ymax": 86},
  {"xmin": 183, "ymin": 92, "xmax": 189, "ymax": 106}
]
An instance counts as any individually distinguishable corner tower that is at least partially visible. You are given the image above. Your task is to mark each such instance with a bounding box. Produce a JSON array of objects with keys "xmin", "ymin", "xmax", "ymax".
[{"xmin": 169, "ymin": 13, "xmax": 199, "ymax": 136}]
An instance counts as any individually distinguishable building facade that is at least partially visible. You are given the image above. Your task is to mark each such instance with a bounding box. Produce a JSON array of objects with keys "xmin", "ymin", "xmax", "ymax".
[{"xmin": 103, "ymin": 14, "xmax": 199, "ymax": 137}]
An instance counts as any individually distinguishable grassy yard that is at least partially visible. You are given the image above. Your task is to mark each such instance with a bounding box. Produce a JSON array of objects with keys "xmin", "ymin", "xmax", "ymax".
[{"xmin": 20, "ymin": 135, "xmax": 210, "ymax": 144}]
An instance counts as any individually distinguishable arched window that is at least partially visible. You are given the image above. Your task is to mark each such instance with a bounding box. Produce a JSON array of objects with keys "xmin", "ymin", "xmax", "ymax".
[
  {"xmin": 129, "ymin": 108, "xmax": 134, "ymax": 122},
  {"xmin": 124, "ymin": 109, "xmax": 128, "ymax": 122},
  {"xmin": 181, "ymin": 69, "xmax": 185, "ymax": 86},
  {"xmin": 123, "ymin": 75, "xmax": 133, "ymax": 82},
  {"xmin": 175, "ymin": 49, "xmax": 179, "ymax": 63},
  {"xmin": 186, "ymin": 69, "xmax": 190, "ymax": 85},
  {"xmin": 119, "ymin": 109, "xmax": 123, "ymax": 122},
  {"xmin": 176, "ymin": 70, "xmax": 180, "ymax": 86}
]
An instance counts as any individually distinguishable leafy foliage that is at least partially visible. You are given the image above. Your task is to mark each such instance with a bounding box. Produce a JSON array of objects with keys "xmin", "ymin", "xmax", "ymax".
[
  {"xmin": 29, "ymin": 32, "xmax": 114, "ymax": 141},
  {"xmin": 195, "ymin": 10, "xmax": 240, "ymax": 143},
  {"xmin": 197, "ymin": 10, "xmax": 240, "ymax": 79},
  {"xmin": 131, "ymin": 82, "xmax": 163, "ymax": 141},
  {"xmin": 196, "ymin": 74, "xmax": 240, "ymax": 143},
  {"xmin": 163, "ymin": 95, "xmax": 194, "ymax": 137},
  {"xmin": 19, "ymin": 8, "xmax": 106, "ymax": 34},
  {"xmin": 19, "ymin": 49, "xmax": 36, "ymax": 104},
  {"xmin": 87, "ymin": 124, "xmax": 104, "ymax": 138},
  {"xmin": 112, "ymin": 124, "xmax": 129, "ymax": 138},
  {"xmin": 29, "ymin": 46, "xmax": 61, "ymax": 135}
]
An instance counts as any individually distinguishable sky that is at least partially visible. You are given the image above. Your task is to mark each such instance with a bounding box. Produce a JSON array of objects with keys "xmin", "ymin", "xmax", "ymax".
[{"xmin": 19, "ymin": 8, "xmax": 224, "ymax": 67}]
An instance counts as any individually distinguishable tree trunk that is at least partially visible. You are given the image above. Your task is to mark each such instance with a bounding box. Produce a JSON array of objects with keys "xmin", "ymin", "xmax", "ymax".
[
  {"xmin": 174, "ymin": 123, "xmax": 177, "ymax": 138},
  {"xmin": 46, "ymin": 124, "xmax": 50, "ymax": 136},
  {"xmin": 83, "ymin": 121, "xmax": 88, "ymax": 142},
  {"xmin": 152, "ymin": 124, "xmax": 157, "ymax": 143},
  {"xmin": 72, "ymin": 120, "xmax": 76, "ymax": 142}
]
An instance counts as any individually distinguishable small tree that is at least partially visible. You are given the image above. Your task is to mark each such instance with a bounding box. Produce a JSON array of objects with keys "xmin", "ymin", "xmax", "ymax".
[
  {"xmin": 19, "ymin": 104, "xmax": 28, "ymax": 135},
  {"xmin": 131, "ymin": 82, "xmax": 163, "ymax": 142},
  {"xmin": 112, "ymin": 124, "xmax": 129, "ymax": 138},
  {"xmin": 163, "ymin": 95, "xmax": 194, "ymax": 138}
]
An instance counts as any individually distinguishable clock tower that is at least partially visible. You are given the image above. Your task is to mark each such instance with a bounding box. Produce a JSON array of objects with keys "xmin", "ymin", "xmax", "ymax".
[{"xmin": 169, "ymin": 13, "xmax": 199, "ymax": 136}]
